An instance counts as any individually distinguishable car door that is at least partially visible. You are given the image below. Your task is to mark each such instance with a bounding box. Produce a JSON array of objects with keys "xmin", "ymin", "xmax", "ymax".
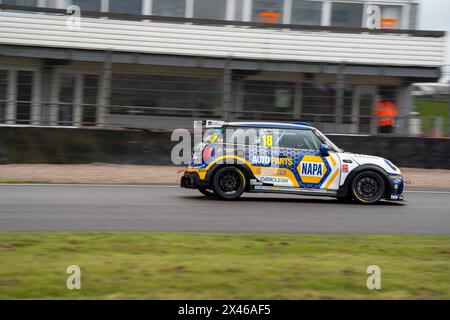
[
  {"xmin": 277, "ymin": 129, "xmax": 341, "ymax": 191},
  {"xmin": 247, "ymin": 127, "xmax": 299, "ymax": 188}
]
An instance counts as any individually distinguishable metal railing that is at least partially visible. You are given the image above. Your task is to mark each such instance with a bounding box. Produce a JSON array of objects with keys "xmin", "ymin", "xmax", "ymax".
[
  {"xmin": 1, "ymin": 64, "xmax": 447, "ymax": 138},
  {"xmin": 0, "ymin": 102, "xmax": 445, "ymax": 138}
]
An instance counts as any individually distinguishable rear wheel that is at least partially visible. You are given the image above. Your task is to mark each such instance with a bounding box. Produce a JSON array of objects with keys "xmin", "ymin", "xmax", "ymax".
[
  {"xmin": 212, "ymin": 166, "xmax": 246, "ymax": 201},
  {"xmin": 351, "ymin": 171, "xmax": 385, "ymax": 204}
]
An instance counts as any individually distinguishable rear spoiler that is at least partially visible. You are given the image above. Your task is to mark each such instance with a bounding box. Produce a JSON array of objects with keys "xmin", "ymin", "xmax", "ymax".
[{"xmin": 202, "ymin": 120, "xmax": 226, "ymax": 128}]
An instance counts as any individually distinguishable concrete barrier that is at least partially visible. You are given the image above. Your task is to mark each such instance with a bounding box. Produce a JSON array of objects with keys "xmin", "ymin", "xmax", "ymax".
[
  {"xmin": 328, "ymin": 135, "xmax": 450, "ymax": 170},
  {"xmin": 0, "ymin": 127, "xmax": 449, "ymax": 169},
  {"xmin": 0, "ymin": 127, "xmax": 177, "ymax": 165}
]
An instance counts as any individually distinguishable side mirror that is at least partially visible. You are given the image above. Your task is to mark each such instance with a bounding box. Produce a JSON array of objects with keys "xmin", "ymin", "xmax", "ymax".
[{"xmin": 320, "ymin": 144, "xmax": 331, "ymax": 156}]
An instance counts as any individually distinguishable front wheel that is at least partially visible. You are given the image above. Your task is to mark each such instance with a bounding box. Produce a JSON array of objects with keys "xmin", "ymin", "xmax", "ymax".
[
  {"xmin": 212, "ymin": 166, "xmax": 246, "ymax": 200},
  {"xmin": 351, "ymin": 171, "xmax": 385, "ymax": 205}
]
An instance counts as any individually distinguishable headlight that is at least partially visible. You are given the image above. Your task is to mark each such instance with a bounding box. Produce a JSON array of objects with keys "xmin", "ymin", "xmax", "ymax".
[{"xmin": 384, "ymin": 159, "xmax": 400, "ymax": 172}]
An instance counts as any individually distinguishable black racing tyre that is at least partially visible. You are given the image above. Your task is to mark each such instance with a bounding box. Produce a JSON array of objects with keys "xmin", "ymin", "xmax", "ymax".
[
  {"xmin": 337, "ymin": 195, "xmax": 353, "ymax": 203},
  {"xmin": 351, "ymin": 171, "xmax": 385, "ymax": 204},
  {"xmin": 198, "ymin": 187, "xmax": 217, "ymax": 198},
  {"xmin": 212, "ymin": 166, "xmax": 246, "ymax": 201}
]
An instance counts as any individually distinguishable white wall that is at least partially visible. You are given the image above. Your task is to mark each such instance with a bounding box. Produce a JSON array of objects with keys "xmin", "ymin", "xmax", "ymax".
[{"xmin": 0, "ymin": 11, "xmax": 445, "ymax": 67}]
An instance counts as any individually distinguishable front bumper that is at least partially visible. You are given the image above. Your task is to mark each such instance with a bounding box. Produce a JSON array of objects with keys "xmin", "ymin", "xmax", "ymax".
[{"xmin": 387, "ymin": 174, "xmax": 404, "ymax": 201}]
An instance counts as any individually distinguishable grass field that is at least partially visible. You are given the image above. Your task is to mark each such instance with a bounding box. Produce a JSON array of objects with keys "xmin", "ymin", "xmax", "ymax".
[
  {"xmin": 0, "ymin": 233, "xmax": 449, "ymax": 300},
  {"xmin": 415, "ymin": 99, "xmax": 449, "ymax": 135}
]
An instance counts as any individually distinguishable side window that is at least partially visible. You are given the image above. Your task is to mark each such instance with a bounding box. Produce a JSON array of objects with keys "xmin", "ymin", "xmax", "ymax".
[
  {"xmin": 227, "ymin": 127, "xmax": 275, "ymax": 147},
  {"xmin": 278, "ymin": 129, "xmax": 322, "ymax": 151},
  {"xmin": 228, "ymin": 127, "xmax": 260, "ymax": 146},
  {"xmin": 203, "ymin": 128, "xmax": 223, "ymax": 143}
]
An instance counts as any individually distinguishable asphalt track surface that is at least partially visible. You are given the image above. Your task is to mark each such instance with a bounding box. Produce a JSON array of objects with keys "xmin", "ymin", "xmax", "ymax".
[{"xmin": 0, "ymin": 185, "xmax": 449, "ymax": 234}]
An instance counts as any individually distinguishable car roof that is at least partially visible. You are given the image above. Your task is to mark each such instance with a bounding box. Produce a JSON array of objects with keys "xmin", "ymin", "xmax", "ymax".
[{"xmin": 226, "ymin": 122, "xmax": 315, "ymax": 130}]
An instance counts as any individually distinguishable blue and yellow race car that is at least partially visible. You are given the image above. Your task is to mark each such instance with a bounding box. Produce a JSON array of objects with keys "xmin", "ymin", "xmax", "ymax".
[{"xmin": 181, "ymin": 121, "xmax": 404, "ymax": 204}]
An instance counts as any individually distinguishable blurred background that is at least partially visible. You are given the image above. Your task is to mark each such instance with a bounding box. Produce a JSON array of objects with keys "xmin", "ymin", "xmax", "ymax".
[
  {"xmin": 0, "ymin": 1, "xmax": 449, "ymax": 301},
  {"xmin": 0, "ymin": 0, "xmax": 448, "ymax": 166}
]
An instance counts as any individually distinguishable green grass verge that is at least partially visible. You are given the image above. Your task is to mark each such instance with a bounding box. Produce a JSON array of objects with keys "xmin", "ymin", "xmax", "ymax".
[
  {"xmin": 0, "ymin": 233, "xmax": 449, "ymax": 300},
  {"xmin": 415, "ymin": 99, "xmax": 449, "ymax": 135}
]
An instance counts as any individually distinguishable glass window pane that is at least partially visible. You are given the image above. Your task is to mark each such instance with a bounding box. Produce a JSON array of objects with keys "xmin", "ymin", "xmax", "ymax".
[
  {"xmin": 2, "ymin": 0, "xmax": 37, "ymax": 13},
  {"xmin": 0, "ymin": 70, "xmax": 7, "ymax": 101},
  {"xmin": 234, "ymin": 0, "xmax": 245, "ymax": 21},
  {"xmin": 252, "ymin": 0, "xmax": 284, "ymax": 23},
  {"xmin": 279, "ymin": 129, "xmax": 322, "ymax": 150},
  {"xmin": 302, "ymin": 83, "xmax": 334, "ymax": 123},
  {"xmin": 71, "ymin": 0, "xmax": 101, "ymax": 11},
  {"xmin": 409, "ymin": 4, "xmax": 418, "ymax": 29},
  {"xmin": 110, "ymin": 0, "xmax": 142, "ymax": 14},
  {"xmin": 331, "ymin": 2, "xmax": 363, "ymax": 28},
  {"xmin": 301, "ymin": 83, "xmax": 353, "ymax": 124},
  {"xmin": 16, "ymin": 70, "xmax": 33, "ymax": 125},
  {"xmin": 153, "ymin": 0, "xmax": 186, "ymax": 17},
  {"xmin": 227, "ymin": 127, "xmax": 260, "ymax": 146},
  {"xmin": 291, "ymin": 0, "xmax": 322, "ymax": 25},
  {"xmin": 380, "ymin": 5, "xmax": 402, "ymax": 30},
  {"xmin": 58, "ymin": 73, "xmax": 75, "ymax": 126},
  {"xmin": 243, "ymin": 81, "xmax": 294, "ymax": 120},
  {"xmin": 0, "ymin": 70, "xmax": 7, "ymax": 123},
  {"xmin": 193, "ymin": 0, "xmax": 227, "ymax": 20},
  {"xmin": 110, "ymin": 74, "xmax": 222, "ymax": 118},
  {"xmin": 82, "ymin": 75, "xmax": 98, "ymax": 126},
  {"xmin": 45, "ymin": 0, "xmax": 59, "ymax": 8},
  {"xmin": 2, "ymin": 0, "xmax": 37, "ymax": 6}
]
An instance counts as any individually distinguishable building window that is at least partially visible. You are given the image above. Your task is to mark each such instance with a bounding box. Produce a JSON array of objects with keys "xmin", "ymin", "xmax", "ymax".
[
  {"xmin": 409, "ymin": 4, "xmax": 418, "ymax": 29},
  {"xmin": 302, "ymin": 83, "xmax": 353, "ymax": 124},
  {"xmin": 380, "ymin": 5, "xmax": 402, "ymax": 30},
  {"xmin": 234, "ymin": 0, "xmax": 245, "ymax": 21},
  {"xmin": 16, "ymin": 71, "xmax": 34, "ymax": 125},
  {"xmin": 193, "ymin": 0, "xmax": 226, "ymax": 20},
  {"xmin": 0, "ymin": 70, "xmax": 7, "ymax": 123},
  {"xmin": 70, "ymin": 0, "xmax": 101, "ymax": 11},
  {"xmin": 109, "ymin": 0, "xmax": 142, "ymax": 14},
  {"xmin": 242, "ymin": 81, "xmax": 295, "ymax": 120},
  {"xmin": 252, "ymin": 0, "xmax": 284, "ymax": 23},
  {"xmin": 58, "ymin": 73, "xmax": 75, "ymax": 126},
  {"xmin": 1, "ymin": 0, "xmax": 37, "ymax": 6},
  {"xmin": 110, "ymin": 74, "xmax": 222, "ymax": 117},
  {"xmin": 291, "ymin": 0, "xmax": 322, "ymax": 25},
  {"xmin": 82, "ymin": 75, "xmax": 98, "ymax": 126},
  {"xmin": 331, "ymin": 2, "xmax": 363, "ymax": 28},
  {"xmin": 1, "ymin": 0, "xmax": 38, "ymax": 13},
  {"xmin": 152, "ymin": 0, "xmax": 186, "ymax": 17}
]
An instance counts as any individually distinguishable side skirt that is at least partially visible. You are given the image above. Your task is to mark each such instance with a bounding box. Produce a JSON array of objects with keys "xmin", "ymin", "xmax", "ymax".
[{"xmin": 249, "ymin": 185, "xmax": 338, "ymax": 197}]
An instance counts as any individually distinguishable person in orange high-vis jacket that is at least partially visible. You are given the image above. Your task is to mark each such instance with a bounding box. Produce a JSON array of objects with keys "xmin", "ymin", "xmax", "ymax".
[{"xmin": 374, "ymin": 99, "xmax": 398, "ymax": 134}]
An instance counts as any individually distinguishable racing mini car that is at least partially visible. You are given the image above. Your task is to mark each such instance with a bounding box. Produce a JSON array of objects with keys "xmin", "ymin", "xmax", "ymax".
[{"xmin": 180, "ymin": 120, "xmax": 404, "ymax": 204}]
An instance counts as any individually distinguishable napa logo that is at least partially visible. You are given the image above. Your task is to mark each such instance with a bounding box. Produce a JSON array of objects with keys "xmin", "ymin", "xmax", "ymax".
[{"xmin": 298, "ymin": 155, "xmax": 327, "ymax": 184}]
